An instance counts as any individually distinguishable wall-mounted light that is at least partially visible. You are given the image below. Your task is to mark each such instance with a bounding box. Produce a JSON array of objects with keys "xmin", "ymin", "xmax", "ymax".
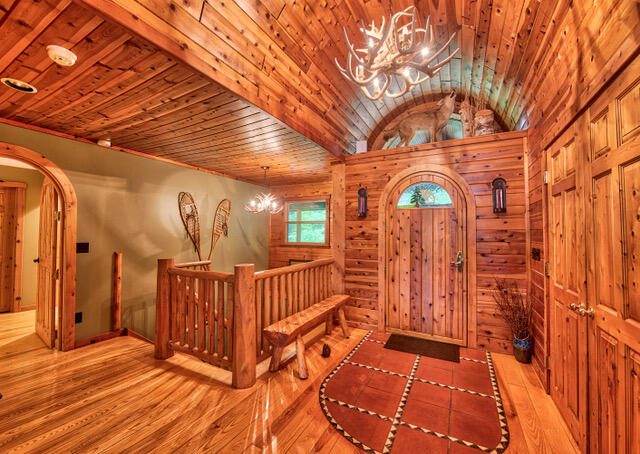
[
  {"xmin": 492, "ymin": 178, "xmax": 507, "ymax": 213},
  {"xmin": 357, "ymin": 188, "xmax": 368, "ymax": 217}
]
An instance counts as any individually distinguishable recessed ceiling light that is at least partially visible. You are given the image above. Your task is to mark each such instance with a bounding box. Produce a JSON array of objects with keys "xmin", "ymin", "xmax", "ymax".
[
  {"xmin": 46, "ymin": 45, "xmax": 77, "ymax": 67},
  {"xmin": 97, "ymin": 139, "xmax": 111, "ymax": 147},
  {"xmin": 1, "ymin": 78, "xmax": 37, "ymax": 93}
]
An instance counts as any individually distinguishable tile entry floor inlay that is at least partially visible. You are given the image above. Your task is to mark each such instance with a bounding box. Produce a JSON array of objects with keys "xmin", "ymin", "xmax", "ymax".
[{"xmin": 319, "ymin": 332, "xmax": 509, "ymax": 454}]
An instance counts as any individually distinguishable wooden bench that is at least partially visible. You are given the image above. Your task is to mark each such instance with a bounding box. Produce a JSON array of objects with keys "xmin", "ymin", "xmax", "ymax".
[{"xmin": 262, "ymin": 294, "xmax": 350, "ymax": 379}]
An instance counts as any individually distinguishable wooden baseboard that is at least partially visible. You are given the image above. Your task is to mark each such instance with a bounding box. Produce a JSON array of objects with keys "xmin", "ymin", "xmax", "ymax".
[
  {"xmin": 126, "ymin": 329, "xmax": 153, "ymax": 344},
  {"xmin": 19, "ymin": 305, "xmax": 36, "ymax": 312},
  {"xmin": 74, "ymin": 329, "xmax": 124, "ymax": 348}
]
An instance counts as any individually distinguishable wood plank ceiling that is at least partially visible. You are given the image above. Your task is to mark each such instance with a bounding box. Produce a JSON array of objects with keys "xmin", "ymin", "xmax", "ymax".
[
  {"xmin": 0, "ymin": 0, "xmax": 335, "ymax": 184},
  {"xmin": 1, "ymin": 0, "xmax": 637, "ymax": 184}
]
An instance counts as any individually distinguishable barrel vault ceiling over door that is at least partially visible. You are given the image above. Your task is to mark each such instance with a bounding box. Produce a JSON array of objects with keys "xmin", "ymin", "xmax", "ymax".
[{"xmin": 1, "ymin": 0, "xmax": 637, "ymax": 183}]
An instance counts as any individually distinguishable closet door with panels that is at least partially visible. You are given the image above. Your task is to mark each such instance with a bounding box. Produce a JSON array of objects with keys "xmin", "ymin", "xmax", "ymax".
[
  {"xmin": 585, "ymin": 58, "xmax": 640, "ymax": 454},
  {"xmin": 547, "ymin": 125, "xmax": 589, "ymax": 452}
]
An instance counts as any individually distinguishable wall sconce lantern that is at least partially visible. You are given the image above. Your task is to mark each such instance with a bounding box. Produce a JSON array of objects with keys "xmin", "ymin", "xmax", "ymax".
[
  {"xmin": 492, "ymin": 178, "xmax": 507, "ymax": 213},
  {"xmin": 357, "ymin": 188, "xmax": 368, "ymax": 217}
]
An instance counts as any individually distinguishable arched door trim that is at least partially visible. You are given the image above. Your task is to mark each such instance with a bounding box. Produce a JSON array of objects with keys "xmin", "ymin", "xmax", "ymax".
[
  {"xmin": 0, "ymin": 142, "xmax": 77, "ymax": 351},
  {"xmin": 377, "ymin": 164, "xmax": 478, "ymax": 348}
]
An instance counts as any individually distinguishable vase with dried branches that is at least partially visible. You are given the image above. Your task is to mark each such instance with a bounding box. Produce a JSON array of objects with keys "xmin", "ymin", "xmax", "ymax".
[{"xmin": 492, "ymin": 278, "xmax": 533, "ymax": 363}]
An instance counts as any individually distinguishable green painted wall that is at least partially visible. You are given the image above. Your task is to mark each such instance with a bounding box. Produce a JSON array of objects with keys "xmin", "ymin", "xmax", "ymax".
[
  {"xmin": 0, "ymin": 164, "xmax": 44, "ymax": 309},
  {"xmin": 0, "ymin": 123, "xmax": 269, "ymax": 341}
]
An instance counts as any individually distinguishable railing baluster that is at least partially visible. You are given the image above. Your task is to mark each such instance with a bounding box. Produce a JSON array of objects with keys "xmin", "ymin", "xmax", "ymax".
[
  {"xmin": 292, "ymin": 272, "xmax": 299, "ymax": 314},
  {"xmin": 171, "ymin": 274, "xmax": 179, "ymax": 341},
  {"xmin": 207, "ymin": 278, "xmax": 215, "ymax": 355},
  {"xmin": 198, "ymin": 278, "xmax": 206, "ymax": 352},
  {"xmin": 179, "ymin": 274, "xmax": 187, "ymax": 345},
  {"xmin": 227, "ymin": 281, "xmax": 234, "ymax": 360},
  {"xmin": 187, "ymin": 277, "xmax": 196, "ymax": 348},
  {"xmin": 255, "ymin": 278, "xmax": 262, "ymax": 356},
  {"xmin": 279, "ymin": 274, "xmax": 286, "ymax": 320},
  {"xmin": 217, "ymin": 280, "xmax": 225, "ymax": 357},
  {"xmin": 286, "ymin": 272, "xmax": 293, "ymax": 317},
  {"xmin": 264, "ymin": 277, "xmax": 271, "ymax": 328},
  {"xmin": 272, "ymin": 275, "xmax": 279, "ymax": 322}
]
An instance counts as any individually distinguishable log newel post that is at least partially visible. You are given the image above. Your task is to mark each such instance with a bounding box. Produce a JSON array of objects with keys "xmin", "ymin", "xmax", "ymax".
[
  {"xmin": 232, "ymin": 263, "xmax": 256, "ymax": 389},
  {"xmin": 155, "ymin": 258, "xmax": 174, "ymax": 359},
  {"xmin": 112, "ymin": 251, "xmax": 122, "ymax": 331}
]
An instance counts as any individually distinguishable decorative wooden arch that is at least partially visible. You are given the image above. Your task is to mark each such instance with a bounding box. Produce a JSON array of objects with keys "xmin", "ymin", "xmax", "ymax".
[
  {"xmin": 0, "ymin": 143, "xmax": 77, "ymax": 351},
  {"xmin": 377, "ymin": 164, "xmax": 478, "ymax": 348}
]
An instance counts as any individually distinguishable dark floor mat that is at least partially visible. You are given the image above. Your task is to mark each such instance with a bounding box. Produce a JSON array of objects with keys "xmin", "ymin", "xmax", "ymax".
[{"xmin": 384, "ymin": 333, "xmax": 460, "ymax": 362}]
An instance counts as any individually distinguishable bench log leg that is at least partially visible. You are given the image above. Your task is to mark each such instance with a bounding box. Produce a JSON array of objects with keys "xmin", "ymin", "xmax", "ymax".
[
  {"xmin": 269, "ymin": 345, "xmax": 284, "ymax": 372},
  {"xmin": 325, "ymin": 313, "xmax": 333, "ymax": 334},
  {"xmin": 338, "ymin": 307, "xmax": 350, "ymax": 338},
  {"xmin": 296, "ymin": 334, "xmax": 308, "ymax": 380}
]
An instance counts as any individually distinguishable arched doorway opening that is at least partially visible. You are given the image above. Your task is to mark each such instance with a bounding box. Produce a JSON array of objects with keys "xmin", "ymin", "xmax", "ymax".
[
  {"xmin": 378, "ymin": 164, "xmax": 477, "ymax": 347},
  {"xmin": 0, "ymin": 143, "xmax": 77, "ymax": 351}
]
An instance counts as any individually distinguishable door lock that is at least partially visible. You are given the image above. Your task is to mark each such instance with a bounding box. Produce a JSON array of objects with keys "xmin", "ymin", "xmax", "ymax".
[{"xmin": 450, "ymin": 251, "xmax": 464, "ymax": 272}]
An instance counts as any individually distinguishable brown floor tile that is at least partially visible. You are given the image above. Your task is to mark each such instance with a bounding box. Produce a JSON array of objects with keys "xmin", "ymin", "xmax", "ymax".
[
  {"xmin": 453, "ymin": 370, "xmax": 495, "ymax": 395},
  {"xmin": 415, "ymin": 361, "xmax": 454, "ymax": 385},
  {"xmin": 337, "ymin": 405, "xmax": 393, "ymax": 452},
  {"xmin": 450, "ymin": 409, "xmax": 501, "ymax": 448},
  {"xmin": 378, "ymin": 351, "xmax": 416, "ymax": 375},
  {"xmin": 368, "ymin": 332, "xmax": 391, "ymax": 343},
  {"xmin": 356, "ymin": 386, "xmax": 402, "ymax": 418},
  {"xmin": 401, "ymin": 399, "xmax": 450, "ymax": 435},
  {"xmin": 409, "ymin": 381, "xmax": 452, "ymax": 408},
  {"xmin": 324, "ymin": 364, "xmax": 372, "ymax": 404},
  {"xmin": 368, "ymin": 370, "xmax": 408, "ymax": 396},
  {"xmin": 451, "ymin": 390, "xmax": 499, "ymax": 421},
  {"xmin": 449, "ymin": 441, "xmax": 486, "ymax": 453},
  {"xmin": 459, "ymin": 348, "xmax": 487, "ymax": 362},
  {"xmin": 453, "ymin": 359, "xmax": 490, "ymax": 377},
  {"xmin": 419, "ymin": 355, "xmax": 455, "ymax": 372},
  {"xmin": 349, "ymin": 348, "xmax": 384, "ymax": 368},
  {"xmin": 392, "ymin": 426, "xmax": 449, "ymax": 453}
]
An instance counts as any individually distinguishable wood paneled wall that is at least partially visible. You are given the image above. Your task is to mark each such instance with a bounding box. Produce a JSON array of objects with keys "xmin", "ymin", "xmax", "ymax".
[
  {"xmin": 268, "ymin": 181, "xmax": 333, "ymax": 269},
  {"xmin": 343, "ymin": 132, "xmax": 528, "ymax": 353}
]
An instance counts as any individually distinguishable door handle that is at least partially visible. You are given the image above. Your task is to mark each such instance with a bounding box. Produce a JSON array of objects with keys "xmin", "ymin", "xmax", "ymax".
[
  {"xmin": 450, "ymin": 251, "xmax": 464, "ymax": 272},
  {"xmin": 569, "ymin": 303, "xmax": 578, "ymax": 311},
  {"xmin": 33, "ymin": 258, "xmax": 40, "ymax": 263}
]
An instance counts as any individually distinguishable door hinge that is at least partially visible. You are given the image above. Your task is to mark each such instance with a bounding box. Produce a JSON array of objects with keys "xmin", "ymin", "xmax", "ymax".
[
  {"xmin": 543, "ymin": 170, "xmax": 549, "ymax": 185},
  {"xmin": 56, "ymin": 210, "xmax": 62, "ymax": 221},
  {"xmin": 55, "ymin": 269, "xmax": 60, "ymax": 280},
  {"xmin": 544, "ymin": 262, "xmax": 551, "ymax": 276},
  {"xmin": 546, "ymin": 355, "xmax": 551, "ymax": 370}
]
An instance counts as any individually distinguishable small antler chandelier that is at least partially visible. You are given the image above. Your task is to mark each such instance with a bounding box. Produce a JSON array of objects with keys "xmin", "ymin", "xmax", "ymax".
[
  {"xmin": 245, "ymin": 166, "xmax": 283, "ymax": 214},
  {"xmin": 335, "ymin": 6, "xmax": 459, "ymax": 101}
]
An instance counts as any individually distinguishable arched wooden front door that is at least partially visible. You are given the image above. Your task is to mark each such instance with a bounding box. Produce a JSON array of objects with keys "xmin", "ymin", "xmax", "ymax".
[{"xmin": 386, "ymin": 173, "xmax": 468, "ymax": 345}]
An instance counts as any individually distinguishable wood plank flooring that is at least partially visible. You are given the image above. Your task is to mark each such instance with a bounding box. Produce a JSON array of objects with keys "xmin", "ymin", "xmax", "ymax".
[{"xmin": 0, "ymin": 311, "xmax": 580, "ymax": 453}]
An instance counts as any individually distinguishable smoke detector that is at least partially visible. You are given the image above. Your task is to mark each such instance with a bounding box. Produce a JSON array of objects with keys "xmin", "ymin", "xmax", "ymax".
[
  {"xmin": 46, "ymin": 45, "xmax": 77, "ymax": 67},
  {"xmin": 1, "ymin": 78, "xmax": 37, "ymax": 93}
]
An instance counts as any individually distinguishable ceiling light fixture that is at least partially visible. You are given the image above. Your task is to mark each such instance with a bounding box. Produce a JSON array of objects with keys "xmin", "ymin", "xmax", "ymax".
[
  {"xmin": 0, "ymin": 78, "xmax": 37, "ymax": 93},
  {"xmin": 245, "ymin": 166, "xmax": 282, "ymax": 215},
  {"xmin": 335, "ymin": 5, "xmax": 459, "ymax": 101},
  {"xmin": 46, "ymin": 45, "xmax": 77, "ymax": 66}
]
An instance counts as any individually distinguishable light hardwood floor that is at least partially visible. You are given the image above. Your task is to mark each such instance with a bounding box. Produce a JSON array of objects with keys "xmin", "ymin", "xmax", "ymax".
[{"xmin": 0, "ymin": 311, "xmax": 579, "ymax": 453}]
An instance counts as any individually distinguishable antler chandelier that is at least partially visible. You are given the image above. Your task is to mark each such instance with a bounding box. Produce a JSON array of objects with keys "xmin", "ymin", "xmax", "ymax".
[
  {"xmin": 335, "ymin": 6, "xmax": 459, "ymax": 101},
  {"xmin": 245, "ymin": 166, "xmax": 283, "ymax": 214}
]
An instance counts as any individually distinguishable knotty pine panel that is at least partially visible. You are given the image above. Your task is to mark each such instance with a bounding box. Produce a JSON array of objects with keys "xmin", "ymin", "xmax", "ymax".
[
  {"xmin": 343, "ymin": 132, "xmax": 528, "ymax": 350},
  {"xmin": 268, "ymin": 181, "xmax": 333, "ymax": 269},
  {"xmin": 0, "ymin": 0, "xmax": 333, "ymax": 185}
]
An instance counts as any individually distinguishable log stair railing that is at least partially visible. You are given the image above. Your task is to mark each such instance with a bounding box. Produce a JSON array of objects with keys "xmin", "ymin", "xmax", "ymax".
[{"xmin": 155, "ymin": 257, "xmax": 337, "ymax": 388}]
